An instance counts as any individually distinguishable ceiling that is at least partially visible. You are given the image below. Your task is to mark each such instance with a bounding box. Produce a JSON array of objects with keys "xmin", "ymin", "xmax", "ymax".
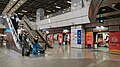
[
  {"xmin": 96, "ymin": 1, "xmax": 120, "ymax": 21},
  {"xmin": 0, "ymin": 0, "xmax": 9, "ymax": 14},
  {"xmin": 15, "ymin": 0, "xmax": 71, "ymax": 19}
]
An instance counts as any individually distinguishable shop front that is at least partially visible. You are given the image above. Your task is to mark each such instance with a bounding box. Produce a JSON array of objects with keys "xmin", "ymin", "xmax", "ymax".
[
  {"xmin": 85, "ymin": 25, "xmax": 120, "ymax": 53},
  {"xmin": 43, "ymin": 26, "xmax": 71, "ymax": 45}
]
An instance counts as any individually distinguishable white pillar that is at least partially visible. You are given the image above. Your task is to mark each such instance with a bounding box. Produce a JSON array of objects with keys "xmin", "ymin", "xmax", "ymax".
[
  {"xmin": 36, "ymin": 8, "xmax": 44, "ymax": 22},
  {"xmin": 71, "ymin": 25, "xmax": 85, "ymax": 48}
]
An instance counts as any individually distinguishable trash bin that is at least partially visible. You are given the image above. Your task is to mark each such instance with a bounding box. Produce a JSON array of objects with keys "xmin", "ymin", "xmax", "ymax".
[{"xmin": 94, "ymin": 44, "xmax": 98, "ymax": 49}]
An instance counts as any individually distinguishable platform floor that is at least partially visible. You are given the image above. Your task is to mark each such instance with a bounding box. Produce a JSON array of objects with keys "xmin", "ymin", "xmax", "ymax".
[{"xmin": 0, "ymin": 45, "xmax": 120, "ymax": 67}]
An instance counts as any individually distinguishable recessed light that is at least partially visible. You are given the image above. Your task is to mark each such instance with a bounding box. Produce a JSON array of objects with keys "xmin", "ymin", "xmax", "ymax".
[
  {"xmin": 21, "ymin": 1, "xmax": 24, "ymax": 3},
  {"xmin": 53, "ymin": 10, "xmax": 55, "ymax": 12},
  {"xmin": 18, "ymin": 4, "xmax": 20, "ymax": 6},
  {"xmin": 73, "ymin": 3, "xmax": 77, "ymax": 6},
  {"xmin": 13, "ymin": 0, "xmax": 17, "ymax": 1}
]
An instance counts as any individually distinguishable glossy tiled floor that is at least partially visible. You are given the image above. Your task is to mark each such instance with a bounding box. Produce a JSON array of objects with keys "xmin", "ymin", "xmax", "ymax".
[{"xmin": 0, "ymin": 45, "xmax": 120, "ymax": 67}]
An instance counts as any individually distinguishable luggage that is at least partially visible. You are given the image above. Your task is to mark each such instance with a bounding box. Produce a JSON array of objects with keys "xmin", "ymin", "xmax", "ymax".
[{"xmin": 25, "ymin": 50, "xmax": 30, "ymax": 56}]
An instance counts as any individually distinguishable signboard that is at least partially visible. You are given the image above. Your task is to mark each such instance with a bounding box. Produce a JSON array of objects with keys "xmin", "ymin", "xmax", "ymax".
[
  {"xmin": 86, "ymin": 32, "xmax": 93, "ymax": 47},
  {"xmin": 58, "ymin": 33, "xmax": 63, "ymax": 44},
  {"xmin": 109, "ymin": 32, "xmax": 120, "ymax": 53},
  {"xmin": 77, "ymin": 30, "xmax": 81, "ymax": 44},
  {"xmin": 50, "ymin": 34, "xmax": 54, "ymax": 45}
]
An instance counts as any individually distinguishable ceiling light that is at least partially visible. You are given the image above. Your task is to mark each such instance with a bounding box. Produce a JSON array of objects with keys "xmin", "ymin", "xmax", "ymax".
[
  {"xmin": 18, "ymin": 4, "xmax": 20, "ymax": 6},
  {"xmin": 53, "ymin": 10, "xmax": 55, "ymax": 12},
  {"xmin": 56, "ymin": 6, "xmax": 61, "ymax": 9},
  {"xmin": 22, "ymin": 10, "xmax": 27, "ymax": 12},
  {"xmin": 46, "ymin": 10, "xmax": 51, "ymax": 12},
  {"xmin": 102, "ymin": 9, "xmax": 106, "ymax": 11},
  {"xmin": 13, "ymin": 0, "xmax": 17, "ymax": 1},
  {"xmin": 11, "ymin": 3, "xmax": 13, "ymax": 4},
  {"xmin": 67, "ymin": 9, "xmax": 70, "ymax": 11},
  {"xmin": 21, "ymin": 1, "xmax": 24, "ymax": 3},
  {"xmin": 67, "ymin": 1, "xmax": 71, "ymax": 4},
  {"xmin": 111, "ymin": 3, "xmax": 116, "ymax": 8},
  {"xmin": 73, "ymin": 3, "xmax": 77, "ymax": 6},
  {"xmin": 54, "ymin": 3, "xmax": 57, "ymax": 5},
  {"xmin": 37, "ymin": 13, "xmax": 40, "ymax": 14},
  {"xmin": 18, "ymin": 13, "xmax": 23, "ymax": 15}
]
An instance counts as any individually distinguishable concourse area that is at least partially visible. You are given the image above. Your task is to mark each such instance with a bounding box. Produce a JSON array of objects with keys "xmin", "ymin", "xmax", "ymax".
[
  {"xmin": 0, "ymin": 45, "xmax": 120, "ymax": 67},
  {"xmin": 0, "ymin": 0, "xmax": 120, "ymax": 67}
]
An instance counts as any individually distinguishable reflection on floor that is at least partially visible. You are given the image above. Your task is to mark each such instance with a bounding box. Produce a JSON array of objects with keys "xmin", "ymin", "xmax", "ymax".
[{"xmin": 0, "ymin": 45, "xmax": 120, "ymax": 67}]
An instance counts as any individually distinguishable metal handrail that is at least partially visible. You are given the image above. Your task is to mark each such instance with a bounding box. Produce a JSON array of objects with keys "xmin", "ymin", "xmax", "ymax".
[{"xmin": 6, "ymin": 15, "xmax": 22, "ymax": 49}]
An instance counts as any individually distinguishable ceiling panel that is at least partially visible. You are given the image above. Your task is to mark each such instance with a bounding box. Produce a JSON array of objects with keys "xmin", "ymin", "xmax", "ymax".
[
  {"xmin": 16, "ymin": 0, "xmax": 71, "ymax": 18},
  {"xmin": 0, "ymin": 0, "xmax": 9, "ymax": 14},
  {"xmin": 97, "ymin": 6, "xmax": 116, "ymax": 14}
]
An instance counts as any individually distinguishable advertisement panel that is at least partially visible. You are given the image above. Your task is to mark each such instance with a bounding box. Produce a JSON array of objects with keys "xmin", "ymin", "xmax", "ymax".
[
  {"xmin": 50, "ymin": 34, "xmax": 54, "ymax": 45},
  {"xmin": 85, "ymin": 32, "xmax": 93, "ymax": 47},
  {"xmin": 58, "ymin": 33, "xmax": 63, "ymax": 45},
  {"xmin": 109, "ymin": 32, "xmax": 120, "ymax": 53},
  {"xmin": 77, "ymin": 30, "xmax": 81, "ymax": 44}
]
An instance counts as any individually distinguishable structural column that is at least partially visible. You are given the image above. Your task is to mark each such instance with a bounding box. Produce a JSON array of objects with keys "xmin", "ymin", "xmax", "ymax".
[
  {"xmin": 71, "ymin": 25, "xmax": 85, "ymax": 48},
  {"xmin": 36, "ymin": 8, "xmax": 44, "ymax": 22}
]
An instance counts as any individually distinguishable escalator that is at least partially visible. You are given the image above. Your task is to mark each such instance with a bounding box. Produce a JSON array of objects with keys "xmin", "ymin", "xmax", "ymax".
[
  {"xmin": 5, "ymin": 15, "xmax": 22, "ymax": 53},
  {"xmin": 21, "ymin": 16, "xmax": 53, "ymax": 51}
]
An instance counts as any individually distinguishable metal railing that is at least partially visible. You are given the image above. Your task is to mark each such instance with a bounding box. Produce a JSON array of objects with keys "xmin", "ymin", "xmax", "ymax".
[{"xmin": 6, "ymin": 15, "xmax": 22, "ymax": 50}]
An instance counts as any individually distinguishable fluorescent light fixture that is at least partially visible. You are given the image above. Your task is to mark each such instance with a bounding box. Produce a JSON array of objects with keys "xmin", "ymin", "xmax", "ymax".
[
  {"xmin": 102, "ymin": 9, "xmax": 106, "ymax": 11},
  {"xmin": 13, "ymin": 0, "xmax": 17, "ymax": 1},
  {"xmin": 56, "ymin": 6, "xmax": 61, "ymax": 9},
  {"xmin": 18, "ymin": 13, "xmax": 23, "ymax": 15},
  {"xmin": 67, "ymin": 1, "xmax": 71, "ymax": 4},
  {"xmin": 22, "ymin": 10, "xmax": 27, "ymax": 12},
  {"xmin": 46, "ymin": 10, "xmax": 51, "ymax": 12}
]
